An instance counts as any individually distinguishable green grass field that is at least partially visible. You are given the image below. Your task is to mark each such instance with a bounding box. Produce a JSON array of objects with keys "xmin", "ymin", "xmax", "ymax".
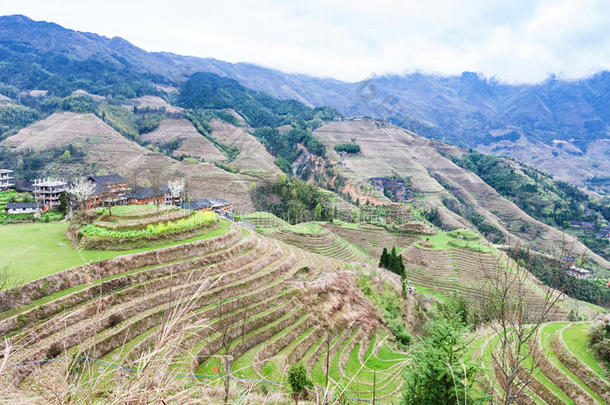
[
  {"xmin": 331, "ymin": 220, "xmax": 361, "ymax": 230},
  {"xmin": 94, "ymin": 204, "xmax": 174, "ymax": 217},
  {"xmin": 417, "ymin": 230, "xmax": 489, "ymax": 252},
  {"xmin": 0, "ymin": 219, "xmax": 232, "ymax": 288},
  {"xmin": 562, "ymin": 323, "xmax": 607, "ymax": 378},
  {"xmin": 284, "ymin": 222, "xmax": 326, "ymax": 234}
]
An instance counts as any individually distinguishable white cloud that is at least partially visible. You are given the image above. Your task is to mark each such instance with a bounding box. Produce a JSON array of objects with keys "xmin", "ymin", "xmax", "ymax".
[{"xmin": 3, "ymin": 0, "xmax": 610, "ymax": 83}]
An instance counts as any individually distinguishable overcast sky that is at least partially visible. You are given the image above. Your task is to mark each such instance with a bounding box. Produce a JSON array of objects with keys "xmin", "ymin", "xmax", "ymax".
[{"xmin": 3, "ymin": 0, "xmax": 610, "ymax": 83}]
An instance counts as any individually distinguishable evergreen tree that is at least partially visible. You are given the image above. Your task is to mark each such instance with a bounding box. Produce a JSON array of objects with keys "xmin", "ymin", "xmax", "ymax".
[
  {"xmin": 379, "ymin": 247, "xmax": 389, "ymax": 268},
  {"xmin": 402, "ymin": 306, "xmax": 486, "ymax": 404},
  {"xmin": 389, "ymin": 247, "xmax": 398, "ymax": 273},
  {"xmin": 58, "ymin": 191, "xmax": 69, "ymax": 216},
  {"xmin": 287, "ymin": 362, "xmax": 311, "ymax": 404},
  {"xmin": 60, "ymin": 149, "xmax": 72, "ymax": 163},
  {"xmin": 314, "ymin": 203, "xmax": 322, "ymax": 220}
]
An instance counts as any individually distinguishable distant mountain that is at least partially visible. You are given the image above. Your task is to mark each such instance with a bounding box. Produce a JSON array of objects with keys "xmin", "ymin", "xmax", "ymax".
[{"xmin": 0, "ymin": 14, "xmax": 609, "ymax": 190}]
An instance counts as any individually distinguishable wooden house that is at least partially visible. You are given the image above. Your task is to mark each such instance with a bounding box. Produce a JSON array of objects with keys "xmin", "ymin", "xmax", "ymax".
[
  {"xmin": 181, "ymin": 198, "xmax": 232, "ymax": 215},
  {"xmin": 87, "ymin": 174, "xmax": 128, "ymax": 208},
  {"xmin": 126, "ymin": 186, "xmax": 168, "ymax": 205}
]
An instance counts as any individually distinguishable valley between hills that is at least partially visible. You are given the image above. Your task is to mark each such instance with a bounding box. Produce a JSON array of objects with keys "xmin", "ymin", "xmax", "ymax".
[{"xmin": 0, "ymin": 14, "xmax": 609, "ymax": 404}]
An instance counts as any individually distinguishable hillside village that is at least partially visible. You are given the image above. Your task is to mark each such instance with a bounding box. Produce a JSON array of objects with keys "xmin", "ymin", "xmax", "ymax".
[{"xmin": 0, "ymin": 168, "xmax": 233, "ymax": 219}]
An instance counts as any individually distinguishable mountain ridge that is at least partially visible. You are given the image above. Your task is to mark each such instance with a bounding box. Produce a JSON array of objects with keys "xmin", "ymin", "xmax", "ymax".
[
  {"xmin": 1, "ymin": 14, "xmax": 608, "ymax": 189},
  {"xmin": 0, "ymin": 14, "xmax": 608, "ymax": 268}
]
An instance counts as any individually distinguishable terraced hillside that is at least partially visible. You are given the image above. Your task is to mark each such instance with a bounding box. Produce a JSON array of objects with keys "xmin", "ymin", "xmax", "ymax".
[
  {"xmin": 209, "ymin": 119, "xmax": 280, "ymax": 175},
  {"xmin": 314, "ymin": 120, "xmax": 609, "ymax": 269},
  {"xmin": 323, "ymin": 222, "xmax": 419, "ymax": 258},
  {"xmin": 473, "ymin": 322, "xmax": 610, "ymax": 404},
  {"xmin": 0, "ymin": 220, "xmax": 410, "ymax": 402},
  {"xmin": 0, "ymin": 112, "xmax": 265, "ymax": 210},
  {"xmin": 140, "ymin": 117, "xmax": 226, "ymax": 162},
  {"xmin": 243, "ymin": 216, "xmax": 371, "ymax": 264},
  {"xmin": 400, "ymin": 233, "xmax": 578, "ymax": 320},
  {"xmin": 242, "ymin": 211, "xmax": 290, "ymax": 229},
  {"xmin": 246, "ymin": 215, "xmax": 604, "ymax": 320}
]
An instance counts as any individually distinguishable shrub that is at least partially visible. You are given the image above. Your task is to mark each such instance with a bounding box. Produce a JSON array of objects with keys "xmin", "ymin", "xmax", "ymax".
[
  {"xmin": 387, "ymin": 317, "xmax": 412, "ymax": 346},
  {"xmin": 97, "ymin": 103, "xmax": 138, "ymax": 139},
  {"xmin": 357, "ymin": 274, "xmax": 412, "ymax": 348},
  {"xmin": 46, "ymin": 343, "xmax": 62, "ymax": 359},
  {"xmin": 107, "ymin": 313, "xmax": 123, "ymax": 327},
  {"xmin": 287, "ymin": 362, "xmax": 311, "ymax": 404},
  {"xmin": 137, "ymin": 112, "xmax": 164, "ymax": 134},
  {"xmin": 334, "ymin": 143, "xmax": 361, "ymax": 154},
  {"xmin": 16, "ymin": 314, "xmax": 28, "ymax": 327},
  {"xmin": 214, "ymin": 110, "xmax": 240, "ymax": 126},
  {"xmin": 403, "ymin": 315, "xmax": 486, "ymax": 404},
  {"xmin": 215, "ymin": 162, "xmax": 240, "ymax": 173},
  {"xmin": 61, "ymin": 94, "xmax": 96, "ymax": 113},
  {"xmin": 568, "ymin": 309, "xmax": 578, "ymax": 322},
  {"xmin": 589, "ymin": 317, "xmax": 610, "ymax": 368}
]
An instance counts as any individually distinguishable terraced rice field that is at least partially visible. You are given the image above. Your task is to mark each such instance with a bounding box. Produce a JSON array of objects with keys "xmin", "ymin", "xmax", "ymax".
[
  {"xmin": 140, "ymin": 117, "xmax": 226, "ymax": 162},
  {"xmin": 265, "ymin": 223, "xmax": 371, "ymax": 263},
  {"xmin": 0, "ymin": 221, "xmax": 409, "ymax": 402},
  {"xmin": 323, "ymin": 222, "xmax": 418, "ymax": 258},
  {"xmin": 242, "ymin": 212, "xmax": 290, "ymax": 230},
  {"xmin": 474, "ymin": 322, "xmax": 609, "ymax": 404},
  {"xmin": 401, "ymin": 243, "xmax": 570, "ymax": 319}
]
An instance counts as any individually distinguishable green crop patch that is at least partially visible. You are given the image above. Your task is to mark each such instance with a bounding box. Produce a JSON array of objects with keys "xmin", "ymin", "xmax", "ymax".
[{"xmin": 0, "ymin": 219, "xmax": 231, "ymax": 287}]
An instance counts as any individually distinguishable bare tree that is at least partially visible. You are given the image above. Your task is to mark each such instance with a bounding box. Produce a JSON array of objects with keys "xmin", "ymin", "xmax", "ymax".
[
  {"xmin": 101, "ymin": 187, "xmax": 121, "ymax": 216},
  {"xmin": 126, "ymin": 173, "xmax": 142, "ymax": 197},
  {"xmin": 148, "ymin": 172, "xmax": 168, "ymax": 213},
  {"xmin": 167, "ymin": 179, "xmax": 185, "ymax": 206},
  {"xmin": 68, "ymin": 178, "xmax": 96, "ymax": 211},
  {"xmin": 481, "ymin": 241, "xmax": 566, "ymax": 404}
]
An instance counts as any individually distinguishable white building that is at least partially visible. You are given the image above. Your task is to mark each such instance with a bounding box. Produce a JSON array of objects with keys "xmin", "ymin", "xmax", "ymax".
[
  {"xmin": 566, "ymin": 265, "xmax": 590, "ymax": 279},
  {"xmin": 6, "ymin": 202, "xmax": 39, "ymax": 214},
  {"xmin": 33, "ymin": 178, "xmax": 67, "ymax": 210},
  {"xmin": 0, "ymin": 169, "xmax": 15, "ymax": 190}
]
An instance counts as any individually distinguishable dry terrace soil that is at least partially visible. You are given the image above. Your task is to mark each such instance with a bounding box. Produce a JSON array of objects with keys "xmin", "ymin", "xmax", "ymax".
[
  {"xmin": 210, "ymin": 119, "xmax": 280, "ymax": 175},
  {"xmin": 0, "ymin": 112, "xmax": 270, "ymax": 211},
  {"xmin": 140, "ymin": 117, "xmax": 226, "ymax": 162},
  {"xmin": 314, "ymin": 120, "xmax": 609, "ymax": 268}
]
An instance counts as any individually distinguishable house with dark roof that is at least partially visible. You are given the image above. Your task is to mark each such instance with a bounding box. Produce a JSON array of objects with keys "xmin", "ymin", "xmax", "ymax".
[
  {"xmin": 370, "ymin": 177, "xmax": 413, "ymax": 202},
  {"xmin": 86, "ymin": 174, "xmax": 128, "ymax": 208},
  {"xmin": 181, "ymin": 198, "xmax": 232, "ymax": 215},
  {"xmin": 126, "ymin": 186, "xmax": 169, "ymax": 205},
  {"xmin": 580, "ymin": 222, "xmax": 594, "ymax": 231},
  {"xmin": 6, "ymin": 202, "xmax": 39, "ymax": 214},
  {"xmin": 14, "ymin": 179, "xmax": 34, "ymax": 193}
]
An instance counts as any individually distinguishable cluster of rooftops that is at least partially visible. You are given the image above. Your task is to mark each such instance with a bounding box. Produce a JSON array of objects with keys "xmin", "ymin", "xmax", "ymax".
[{"xmin": 1, "ymin": 170, "xmax": 232, "ymax": 217}]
